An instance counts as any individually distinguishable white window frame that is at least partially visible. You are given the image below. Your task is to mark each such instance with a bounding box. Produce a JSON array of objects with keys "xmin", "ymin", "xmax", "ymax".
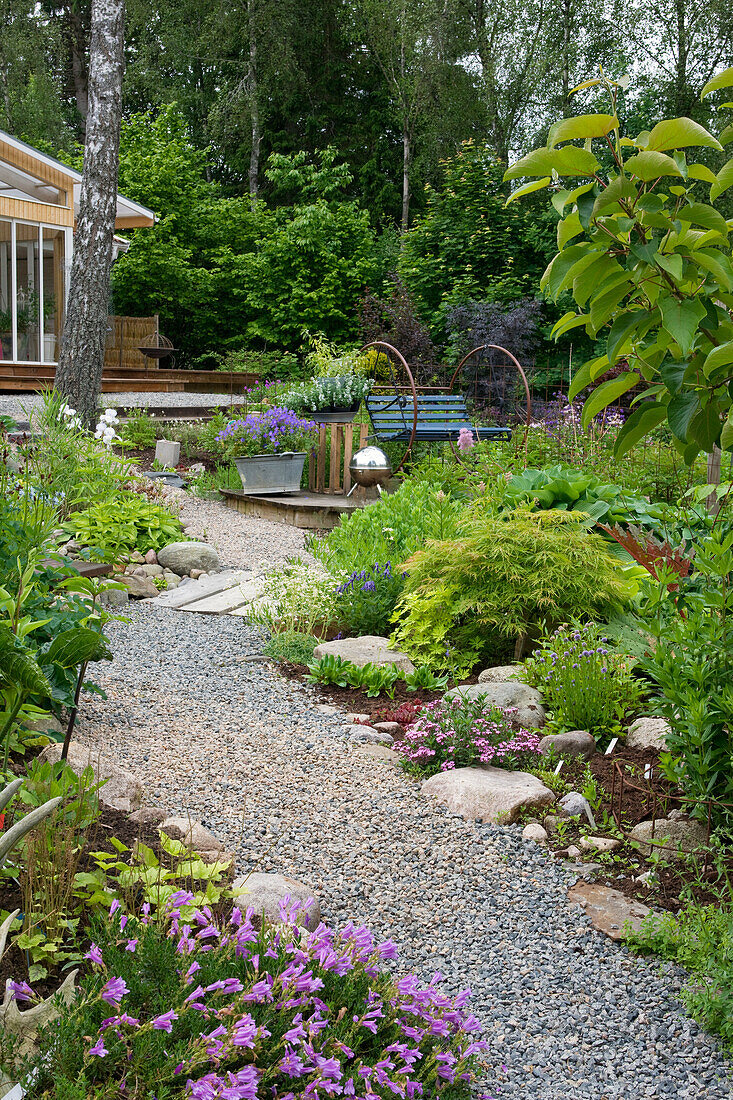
[{"xmin": 0, "ymin": 217, "xmax": 71, "ymax": 364}]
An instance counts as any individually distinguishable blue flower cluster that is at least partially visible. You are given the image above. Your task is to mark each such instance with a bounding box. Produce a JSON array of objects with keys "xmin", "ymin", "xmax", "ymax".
[
  {"xmin": 337, "ymin": 562, "xmax": 396, "ymax": 596},
  {"xmin": 216, "ymin": 407, "xmax": 317, "ymax": 457}
]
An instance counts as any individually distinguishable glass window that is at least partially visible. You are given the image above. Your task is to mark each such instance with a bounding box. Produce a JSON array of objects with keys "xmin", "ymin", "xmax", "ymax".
[
  {"xmin": 42, "ymin": 228, "xmax": 65, "ymax": 362},
  {"xmin": 15, "ymin": 222, "xmax": 40, "ymax": 362},
  {"xmin": 0, "ymin": 219, "xmax": 11, "ymax": 360}
]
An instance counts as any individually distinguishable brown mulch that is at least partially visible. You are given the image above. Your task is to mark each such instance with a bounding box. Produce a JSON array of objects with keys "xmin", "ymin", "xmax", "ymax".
[
  {"xmin": 114, "ymin": 444, "xmax": 220, "ymax": 474},
  {"xmin": 278, "ymin": 661, "xmax": 479, "ymax": 721}
]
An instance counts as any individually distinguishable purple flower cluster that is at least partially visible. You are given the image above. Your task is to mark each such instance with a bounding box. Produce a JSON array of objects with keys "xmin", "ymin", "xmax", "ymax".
[
  {"xmin": 399, "ymin": 698, "xmax": 541, "ymax": 776},
  {"xmin": 335, "ymin": 562, "xmax": 407, "ymax": 636},
  {"xmin": 65, "ymin": 894, "xmax": 487, "ymax": 1099},
  {"xmin": 216, "ymin": 407, "xmax": 317, "ymax": 457},
  {"xmin": 530, "ymin": 393, "xmax": 626, "ymax": 438}
]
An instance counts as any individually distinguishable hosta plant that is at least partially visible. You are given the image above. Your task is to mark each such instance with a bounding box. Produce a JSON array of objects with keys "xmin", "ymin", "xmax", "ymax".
[{"xmin": 505, "ymin": 67, "xmax": 733, "ymax": 460}]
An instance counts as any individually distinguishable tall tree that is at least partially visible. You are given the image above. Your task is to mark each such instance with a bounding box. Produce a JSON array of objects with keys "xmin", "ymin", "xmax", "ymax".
[
  {"xmin": 55, "ymin": 0, "xmax": 125, "ymax": 425},
  {"xmin": 356, "ymin": 0, "xmax": 466, "ymax": 231}
]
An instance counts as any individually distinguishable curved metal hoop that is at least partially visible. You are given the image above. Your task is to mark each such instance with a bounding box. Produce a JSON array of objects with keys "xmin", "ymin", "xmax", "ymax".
[
  {"xmin": 359, "ymin": 340, "xmax": 418, "ymax": 472},
  {"xmin": 448, "ymin": 343, "xmax": 531, "ymax": 463}
]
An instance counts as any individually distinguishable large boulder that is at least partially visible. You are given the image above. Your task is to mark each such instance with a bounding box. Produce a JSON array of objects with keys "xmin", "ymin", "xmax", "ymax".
[
  {"xmin": 313, "ymin": 635, "xmax": 414, "ymax": 674},
  {"xmin": 39, "ymin": 743, "xmax": 145, "ymax": 813},
  {"xmin": 558, "ymin": 790, "xmax": 596, "ymax": 826},
  {"xmin": 421, "ymin": 766, "xmax": 555, "ymax": 824},
  {"xmin": 538, "ymin": 730, "xmax": 596, "ymax": 760},
  {"xmin": 626, "ymin": 717, "xmax": 670, "ymax": 752},
  {"xmin": 158, "ymin": 541, "xmax": 220, "ymax": 576},
  {"xmin": 159, "ymin": 816, "xmax": 236, "ymax": 869},
  {"xmin": 231, "ymin": 872, "xmax": 321, "ymax": 930},
  {"xmin": 444, "ymin": 682, "xmax": 545, "ymax": 729},
  {"xmin": 629, "ymin": 817, "xmax": 708, "ymax": 859}
]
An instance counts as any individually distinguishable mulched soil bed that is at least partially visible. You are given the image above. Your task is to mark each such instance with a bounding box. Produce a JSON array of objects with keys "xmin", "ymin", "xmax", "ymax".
[
  {"xmin": 277, "ymin": 661, "xmax": 478, "ymax": 721},
  {"xmin": 537, "ymin": 746, "xmax": 730, "ymax": 914},
  {"xmin": 114, "ymin": 444, "xmax": 220, "ymax": 474}
]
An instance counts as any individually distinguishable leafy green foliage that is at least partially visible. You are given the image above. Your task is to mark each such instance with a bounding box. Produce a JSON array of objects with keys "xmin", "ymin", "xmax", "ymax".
[
  {"xmin": 506, "ymin": 70, "xmax": 733, "ymax": 460},
  {"xmin": 524, "ymin": 622, "xmax": 644, "ymax": 744},
  {"xmin": 400, "ymin": 142, "xmax": 556, "ymax": 338},
  {"xmin": 503, "ymin": 464, "xmax": 666, "ymax": 531},
  {"xmin": 629, "ymin": 901, "xmax": 733, "ymax": 1049},
  {"xmin": 119, "ymin": 409, "xmax": 158, "ymax": 449},
  {"xmin": 63, "ymin": 494, "xmax": 184, "ymax": 561},
  {"xmin": 305, "ymin": 656, "xmax": 446, "ymax": 698},
  {"xmin": 305, "ymin": 654, "xmax": 351, "ymax": 687},
  {"xmin": 262, "ymin": 631, "xmax": 319, "ymax": 665},
  {"xmin": 403, "ymin": 666, "xmax": 449, "ymax": 691},
  {"xmin": 392, "ymin": 507, "xmax": 639, "ymax": 675},
  {"xmin": 640, "ymin": 533, "xmax": 733, "ymax": 820}
]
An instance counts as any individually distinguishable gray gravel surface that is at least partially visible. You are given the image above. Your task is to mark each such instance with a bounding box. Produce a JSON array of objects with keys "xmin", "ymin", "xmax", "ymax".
[
  {"xmin": 0, "ymin": 390, "xmax": 247, "ymax": 419},
  {"xmin": 75, "ymin": 601, "xmax": 733, "ymax": 1100}
]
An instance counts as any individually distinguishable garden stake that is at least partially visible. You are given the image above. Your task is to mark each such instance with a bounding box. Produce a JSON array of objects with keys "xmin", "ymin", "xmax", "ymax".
[{"xmin": 61, "ymin": 659, "xmax": 88, "ymax": 762}]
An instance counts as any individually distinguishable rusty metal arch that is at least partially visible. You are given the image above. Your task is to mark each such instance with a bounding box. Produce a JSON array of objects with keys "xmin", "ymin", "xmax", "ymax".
[
  {"xmin": 359, "ymin": 340, "xmax": 418, "ymax": 472},
  {"xmin": 448, "ymin": 343, "xmax": 532, "ymax": 463}
]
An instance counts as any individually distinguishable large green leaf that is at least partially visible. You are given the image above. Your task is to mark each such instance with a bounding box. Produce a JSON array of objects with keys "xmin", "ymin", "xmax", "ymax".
[
  {"xmin": 568, "ymin": 355, "xmax": 609, "ymax": 401},
  {"xmin": 667, "ymin": 391, "xmax": 700, "ymax": 441},
  {"xmin": 581, "ymin": 373, "xmax": 640, "ymax": 428},
  {"xmin": 659, "ymin": 295, "xmax": 707, "ymax": 356},
  {"xmin": 646, "ymin": 117, "xmax": 723, "ymax": 152},
  {"xmin": 721, "ymin": 408, "xmax": 733, "ymax": 451},
  {"xmin": 691, "ymin": 248, "xmax": 733, "ymax": 290},
  {"xmin": 703, "ymin": 342, "xmax": 733, "ymax": 379},
  {"xmin": 557, "ymin": 211, "xmax": 583, "ymax": 248},
  {"xmin": 592, "ymin": 173, "xmax": 635, "ymax": 215},
  {"xmin": 688, "ymin": 402, "xmax": 722, "ymax": 451},
  {"xmin": 659, "ymin": 360, "xmax": 690, "ymax": 395},
  {"xmin": 710, "ymin": 159, "xmax": 733, "ymax": 202},
  {"xmin": 43, "ymin": 628, "xmax": 112, "ymax": 670},
  {"xmin": 624, "ymin": 151, "xmax": 684, "ymax": 180},
  {"xmin": 548, "ymin": 114, "xmax": 618, "ymax": 147},
  {"xmin": 606, "ymin": 310, "xmax": 648, "ymax": 365},
  {"xmin": 613, "ymin": 403, "xmax": 668, "ymax": 456},
  {"xmin": 676, "ymin": 202, "xmax": 730, "ymax": 236},
  {"xmin": 505, "ymin": 176, "xmax": 552, "ymax": 204},
  {"xmin": 686, "ymin": 163, "xmax": 718, "ymax": 183},
  {"xmin": 701, "ymin": 67, "xmax": 733, "ymax": 98},
  {"xmin": 572, "ymin": 254, "xmax": 621, "ymax": 307},
  {"xmin": 550, "ymin": 311, "xmax": 589, "ymax": 339},
  {"xmin": 504, "ymin": 146, "xmax": 599, "ymax": 181},
  {"xmin": 0, "ymin": 645, "xmax": 53, "ymax": 698}
]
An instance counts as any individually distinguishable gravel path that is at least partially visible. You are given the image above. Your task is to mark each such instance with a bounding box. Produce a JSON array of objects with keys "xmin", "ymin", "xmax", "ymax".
[
  {"xmin": 73, "ymin": 499, "xmax": 733, "ymax": 1100},
  {"xmin": 0, "ymin": 390, "xmax": 247, "ymax": 420}
]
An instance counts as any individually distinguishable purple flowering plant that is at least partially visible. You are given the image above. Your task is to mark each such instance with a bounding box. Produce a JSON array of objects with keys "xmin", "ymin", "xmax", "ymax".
[
  {"xmin": 523, "ymin": 622, "xmax": 643, "ymax": 745},
  {"xmin": 21, "ymin": 896, "xmax": 488, "ymax": 1099},
  {"xmin": 335, "ymin": 562, "xmax": 406, "ymax": 637},
  {"xmin": 216, "ymin": 408, "xmax": 318, "ymax": 458},
  {"xmin": 398, "ymin": 695, "xmax": 541, "ymax": 777}
]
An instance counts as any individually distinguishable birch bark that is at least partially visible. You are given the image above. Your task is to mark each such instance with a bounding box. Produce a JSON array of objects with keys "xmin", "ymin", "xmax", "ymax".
[{"xmin": 54, "ymin": 0, "xmax": 124, "ymax": 427}]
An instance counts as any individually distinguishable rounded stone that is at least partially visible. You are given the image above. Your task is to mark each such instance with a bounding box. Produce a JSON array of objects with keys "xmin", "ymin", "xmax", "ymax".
[
  {"xmin": 444, "ymin": 682, "xmax": 546, "ymax": 729},
  {"xmin": 231, "ymin": 872, "xmax": 321, "ymax": 930},
  {"xmin": 158, "ymin": 541, "xmax": 220, "ymax": 576},
  {"xmin": 538, "ymin": 730, "xmax": 596, "ymax": 760},
  {"xmin": 522, "ymin": 823, "xmax": 548, "ymax": 843}
]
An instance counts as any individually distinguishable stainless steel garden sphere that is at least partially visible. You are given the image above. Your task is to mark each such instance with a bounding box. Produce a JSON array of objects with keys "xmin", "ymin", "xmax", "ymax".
[{"xmin": 348, "ymin": 445, "xmax": 392, "ymax": 494}]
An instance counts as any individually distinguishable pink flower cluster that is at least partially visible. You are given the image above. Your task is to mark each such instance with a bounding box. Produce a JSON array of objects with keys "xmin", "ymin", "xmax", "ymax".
[{"xmin": 398, "ymin": 697, "xmax": 542, "ymax": 776}]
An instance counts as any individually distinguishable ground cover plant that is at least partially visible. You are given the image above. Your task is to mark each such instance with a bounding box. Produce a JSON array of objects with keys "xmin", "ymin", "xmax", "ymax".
[
  {"xmin": 14, "ymin": 898, "xmax": 488, "ymax": 1099},
  {"xmin": 305, "ymin": 656, "xmax": 448, "ymax": 698},
  {"xmin": 398, "ymin": 695, "xmax": 541, "ymax": 776},
  {"xmin": 524, "ymin": 622, "xmax": 643, "ymax": 745}
]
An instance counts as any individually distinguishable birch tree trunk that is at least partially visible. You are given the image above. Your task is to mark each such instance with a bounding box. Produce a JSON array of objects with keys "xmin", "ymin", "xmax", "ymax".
[
  {"xmin": 55, "ymin": 0, "xmax": 125, "ymax": 428},
  {"xmin": 247, "ymin": 0, "xmax": 261, "ymax": 209}
]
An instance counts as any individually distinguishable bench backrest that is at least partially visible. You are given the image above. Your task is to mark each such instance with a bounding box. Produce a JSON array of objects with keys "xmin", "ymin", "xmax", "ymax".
[{"xmin": 367, "ymin": 392, "xmax": 479, "ymax": 438}]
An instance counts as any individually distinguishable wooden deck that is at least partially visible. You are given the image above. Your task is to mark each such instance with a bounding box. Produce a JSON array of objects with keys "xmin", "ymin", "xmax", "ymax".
[
  {"xmin": 0, "ymin": 362, "xmax": 257, "ymax": 394},
  {"xmin": 220, "ymin": 488, "xmax": 367, "ymax": 531}
]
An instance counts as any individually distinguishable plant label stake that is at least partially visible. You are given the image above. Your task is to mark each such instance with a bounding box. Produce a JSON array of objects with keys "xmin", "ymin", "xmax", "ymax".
[
  {"xmin": 554, "ymin": 760, "xmax": 563, "ymax": 775},
  {"xmin": 644, "ymin": 764, "xmax": 653, "ymax": 781},
  {"xmin": 605, "ymin": 738, "xmax": 618, "ymax": 755}
]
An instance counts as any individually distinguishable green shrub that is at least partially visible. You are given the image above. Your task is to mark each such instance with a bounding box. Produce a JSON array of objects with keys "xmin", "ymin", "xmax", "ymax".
[
  {"xmin": 524, "ymin": 622, "xmax": 643, "ymax": 745},
  {"xmin": 392, "ymin": 507, "xmax": 639, "ymax": 676},
  {"xmin": 502, "ymin": 464, "xmax": 665, "ymax": 532},
  {"xmin": 333, "ymin": 563, "xmax": 405, "ymax": 637},
  {"xmin": 16, "ymin": 903, "xmax": 487, "ymax": 1097},
  {"xmin": 245, "ymin": 559, "xmax": 341, "ymax": 637},
  {"xmin": 311, "ymin": 478, "xmax": 464, "ymax": 578},
  {"xmin": 629, "ymin": 902, "xmax": 733, "ymax": 1049},
  {"xmin": 641, "ymin": 532, "xmax": 733, "ymax": 821},
  {"xmin": 63, "ymin": 494, "xmax": 183, "ymax": 561}
]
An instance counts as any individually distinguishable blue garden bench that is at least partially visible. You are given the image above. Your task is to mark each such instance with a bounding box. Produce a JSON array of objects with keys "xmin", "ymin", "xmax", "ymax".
[{"xmin": 365, "ymin": 391, "xmax": 511, "ymax": 445}]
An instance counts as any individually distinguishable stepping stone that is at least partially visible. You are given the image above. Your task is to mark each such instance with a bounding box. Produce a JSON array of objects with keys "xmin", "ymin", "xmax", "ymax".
[
  {"xmin": 149, "ymin": 570, "xmax": 252, "ymax": 612},
  {"xmin": 179, "ymin": 582, "xmax": 262, "ymax": 615},
  {"xmin": 568, "ymin": 881, "xmax": 651, "ymax": 941}
]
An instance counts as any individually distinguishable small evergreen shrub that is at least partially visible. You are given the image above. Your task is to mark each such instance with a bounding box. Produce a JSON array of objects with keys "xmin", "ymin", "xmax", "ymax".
[{"xmin": 17, "ymin": 899, "xmax": 488, "ymax": 1098}]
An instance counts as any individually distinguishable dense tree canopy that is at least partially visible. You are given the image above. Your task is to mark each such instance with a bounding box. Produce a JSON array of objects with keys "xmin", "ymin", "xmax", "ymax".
[{"xmin": 3, "ymin": 0, "xmax": 732, "ymax": 365}]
